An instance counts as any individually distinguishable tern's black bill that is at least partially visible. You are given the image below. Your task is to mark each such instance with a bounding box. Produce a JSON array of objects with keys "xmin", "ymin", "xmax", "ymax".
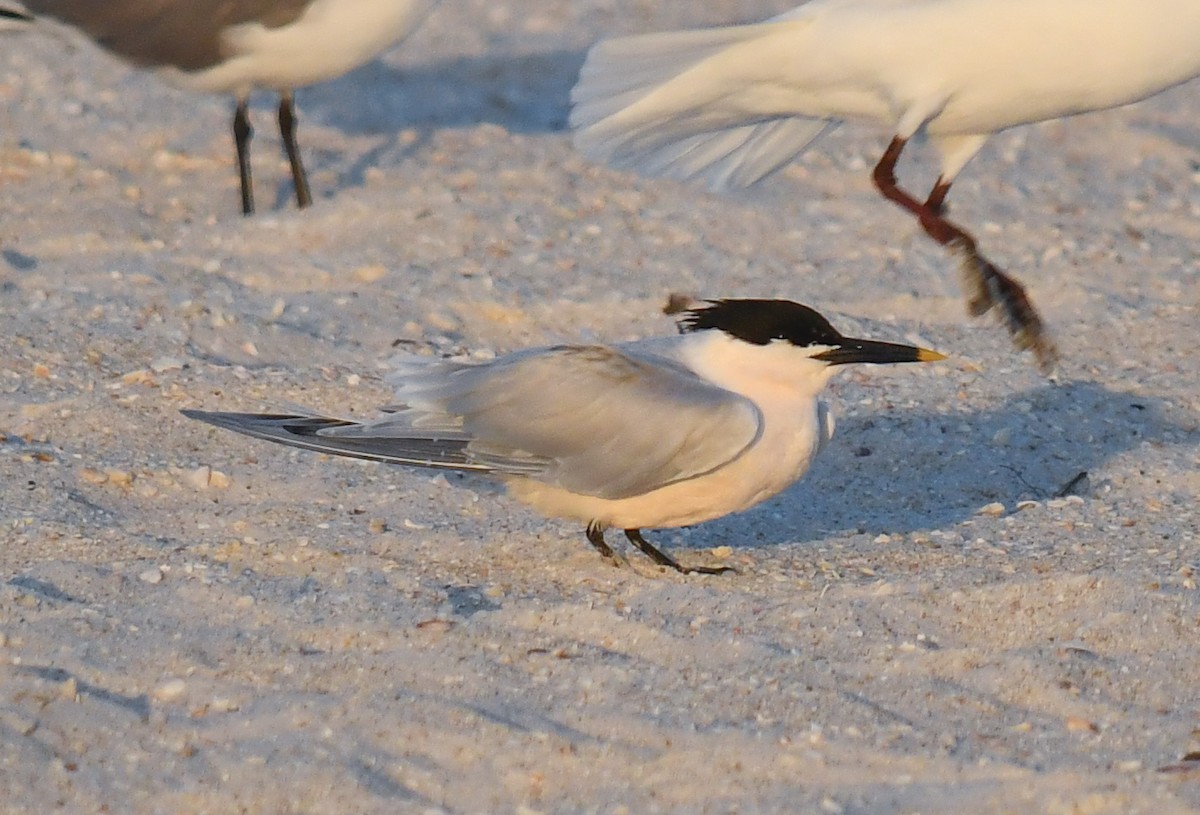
[{"xmin": 812, "ymin": 339, "xmax": 945, "ymax": 366}]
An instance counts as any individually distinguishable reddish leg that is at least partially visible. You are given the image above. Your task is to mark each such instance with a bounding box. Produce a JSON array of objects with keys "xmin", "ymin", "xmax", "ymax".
[
  {"xmin": 871, "ymin": 136, "xmax": 1056, "ymax": 372},
  {"xmin": 925, "ymin": 177, "xmax": 951, "ymax": 216}
]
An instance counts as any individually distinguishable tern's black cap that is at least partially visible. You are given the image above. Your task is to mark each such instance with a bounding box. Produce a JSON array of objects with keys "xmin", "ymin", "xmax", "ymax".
[
  {"xmin": 679, "ymin": 298, "xmax": 843, "ymax": 347},
  {"xmin": 680, "ymin": 298, "xmax": 946, "ymax": 364}
]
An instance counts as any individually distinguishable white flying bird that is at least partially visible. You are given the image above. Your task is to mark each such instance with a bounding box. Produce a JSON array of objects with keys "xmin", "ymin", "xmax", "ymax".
[
  {"xmin": 571, "ymin": 0, "xmax": 1200, "ymax": 372},
  {"xmin": 16, "ymin": 0, "xmax": 438, "ymax": 214},
  {"xmin": 184, "ymin": 299, "xmax": 944, "ymax": 574}
]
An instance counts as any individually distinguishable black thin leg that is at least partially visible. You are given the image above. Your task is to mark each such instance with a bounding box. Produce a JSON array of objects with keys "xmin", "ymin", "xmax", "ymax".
[
  {"xmin": 585, "ymin": 522, "xmax": 620, "ymax": 566},
  {"xmin": 233, "ymin": 98, "xmax": 255, "ymax": 215},
  {"xmin": 624, "ymin": 529, "xmax": 735, "ymax": 576},
  {"xmin": 278, "ymin": 91, "xmax": 312, "ymax": 209},
  {"xmin": 871, "ymin": 136, "xmax": 1057, "ymax": 372}
]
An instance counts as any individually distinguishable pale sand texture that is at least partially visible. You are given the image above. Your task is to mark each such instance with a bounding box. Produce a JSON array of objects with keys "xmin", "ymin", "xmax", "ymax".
[{"xmin": 1, "ymin": 2, "xmax": 1198, "ymax": 813}]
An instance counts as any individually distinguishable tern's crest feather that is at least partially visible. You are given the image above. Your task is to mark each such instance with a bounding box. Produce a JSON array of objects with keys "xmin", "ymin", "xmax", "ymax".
[{"xmin": 679, "ymin": 298, "xmax": 843, "ymax": 347}]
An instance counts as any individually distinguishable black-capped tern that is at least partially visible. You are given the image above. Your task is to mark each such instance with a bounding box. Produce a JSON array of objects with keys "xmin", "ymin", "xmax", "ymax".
[{"xmin": 183, "ymin": 299, "xmax": 945, "ymax": 574}]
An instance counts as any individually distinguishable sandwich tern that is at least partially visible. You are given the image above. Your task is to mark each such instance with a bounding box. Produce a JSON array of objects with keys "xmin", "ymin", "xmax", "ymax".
[
  {"xmin": 183, "ymin": 299, "xmax": 944, "ymax": 574},
  {"xmin": 16, "ymin": 0, "xmax": 438, "ymax": 214},
  {"xmin": 570, "ymin": 0, "xmax": 1200, "ymax": 372}
]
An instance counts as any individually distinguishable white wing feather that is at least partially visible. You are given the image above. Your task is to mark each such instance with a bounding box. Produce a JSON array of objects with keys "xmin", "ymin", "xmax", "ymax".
[{"xmin": 570, "ymin": 18, "xmax": 834, "ymax": 191}]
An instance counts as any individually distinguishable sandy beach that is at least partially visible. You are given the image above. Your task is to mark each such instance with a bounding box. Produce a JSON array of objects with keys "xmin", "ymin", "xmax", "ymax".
[{"xmin": 2, "ymin": 2, "xmax": 1198, "ymax": 812}]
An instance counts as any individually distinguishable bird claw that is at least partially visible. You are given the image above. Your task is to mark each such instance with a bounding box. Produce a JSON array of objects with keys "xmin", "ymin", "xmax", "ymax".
[{"xmin": 951, "ymin": 240, "xmax": 1059, "ymax": 373}]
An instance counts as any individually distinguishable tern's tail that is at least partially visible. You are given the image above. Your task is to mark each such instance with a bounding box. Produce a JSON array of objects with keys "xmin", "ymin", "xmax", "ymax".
[
  {"xmin": 569, "ymin": 20, "xmax": 832, "ymax": 191},
  {"xmin": 181, "ymin": 409, "xmax": 489, "ymax": 472}
]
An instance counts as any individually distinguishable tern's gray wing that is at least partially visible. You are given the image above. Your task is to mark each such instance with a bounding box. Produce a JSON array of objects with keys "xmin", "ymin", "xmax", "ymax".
[
  {"xmin": 337, "ymin": 344, "xmax": 764, "ymax": 500},
  {"xmin": 181, "ymin": 410, "xmax": 497, "ymax": 473},
  {"xmin": 23, "ymin": 0, "xmax": 312, "ymax": 69}
]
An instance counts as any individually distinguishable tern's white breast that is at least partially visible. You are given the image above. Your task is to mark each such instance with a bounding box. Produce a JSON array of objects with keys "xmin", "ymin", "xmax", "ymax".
[{"xmin": 508, "ymin": 334, "xmax": 836, "ymax": 530}]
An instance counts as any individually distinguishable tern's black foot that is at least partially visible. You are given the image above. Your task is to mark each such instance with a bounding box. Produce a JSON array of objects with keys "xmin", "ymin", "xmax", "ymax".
[
  {"xmin": 585, "ymin": 522, "xmax": 621, "ymax": 567},
  {"xmin": 585, "ymin": 524, "xmax": 736, "ymax": 574},
  {"xmin": 624, "ymin": 529, "xmax": 736, "ymax": 575},
  {"xmin": 950, "ymin": 239, "xmax": 1058, "ymax": 373}
]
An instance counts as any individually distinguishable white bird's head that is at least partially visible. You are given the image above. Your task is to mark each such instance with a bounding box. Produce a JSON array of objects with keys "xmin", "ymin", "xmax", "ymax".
[{"xmin": 675, "ymin": 298, "xmax": 945, "ymax": 397}]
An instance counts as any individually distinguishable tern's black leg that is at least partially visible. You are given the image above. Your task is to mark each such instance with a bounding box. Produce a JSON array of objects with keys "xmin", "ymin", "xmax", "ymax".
[
  {"xmin": 585, "ymin": 522, "xmax": 620, "ymax": 566},
  {"xmin": 872, "ymin": 136, "xmax": 1057, "ymax": 373},
  {"xmin": 233, "ymin": 98, "xmax": 255, "ymax": 215},
  {"xmin": 278, "ymin": 91, "xmax": 312, "ymax": 209},
  {"xmin": 624, "ymin": 529, "xmax": 735, "ymax": 576}
]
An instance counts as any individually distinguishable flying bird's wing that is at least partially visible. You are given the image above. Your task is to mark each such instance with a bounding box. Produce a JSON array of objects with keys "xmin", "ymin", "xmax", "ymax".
[{"xmin": 570, "ymin": 19, "xmax": 834, "ymax": 190}]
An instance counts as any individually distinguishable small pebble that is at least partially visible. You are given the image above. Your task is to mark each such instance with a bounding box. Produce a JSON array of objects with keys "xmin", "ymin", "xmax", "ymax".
[
  {"xmin": 977, "ymin": 502, "xmax": 1005, "ymax": 517},
  {"xmin": 153, "ymin": 679, "xmax": 187, "ymax": 703},
  {"xmin": 352, "ymin": 264, "xmax": 387, "ymax": 283},
  {"xmin": 0, "ymin": 710, "xmax": 38, "ymax": 736},
  {"xmin": 186, "ymin": 465, "xmax": 230, "ymax": 490},
  {"xmin": 1065, "ymin": 716, "xmax": 1099, "ymax": 733},
  {"xmin": 105, "ymin": 469, "xmax": 134, "ymax": 488},
  {"xmin": 121, "ymin": 369, "xmax": 156, "ymax": 386},
  {"xmin": 150, "ymin": 357, "xmax": 185, "ymax": 373},
  {"xmin": 138, "ymin": 567, "xmax": 163, "ymax": 585},
  {"xmin": 79, "ymin": 468, "xmax": 108, "ymax": 485}
]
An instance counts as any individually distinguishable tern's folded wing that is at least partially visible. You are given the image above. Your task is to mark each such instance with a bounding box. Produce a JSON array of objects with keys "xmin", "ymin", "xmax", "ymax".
[
  {"xmin": 180, "ymin": 410, "xmax": 505, "ymax": 472},
  {"xmin": 420, "ymin": 344, "xmax": 763, "ymax": 500},
  {"xmin": 191, "ymin": 346, "xmax": 763, "ymax": 500}
]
